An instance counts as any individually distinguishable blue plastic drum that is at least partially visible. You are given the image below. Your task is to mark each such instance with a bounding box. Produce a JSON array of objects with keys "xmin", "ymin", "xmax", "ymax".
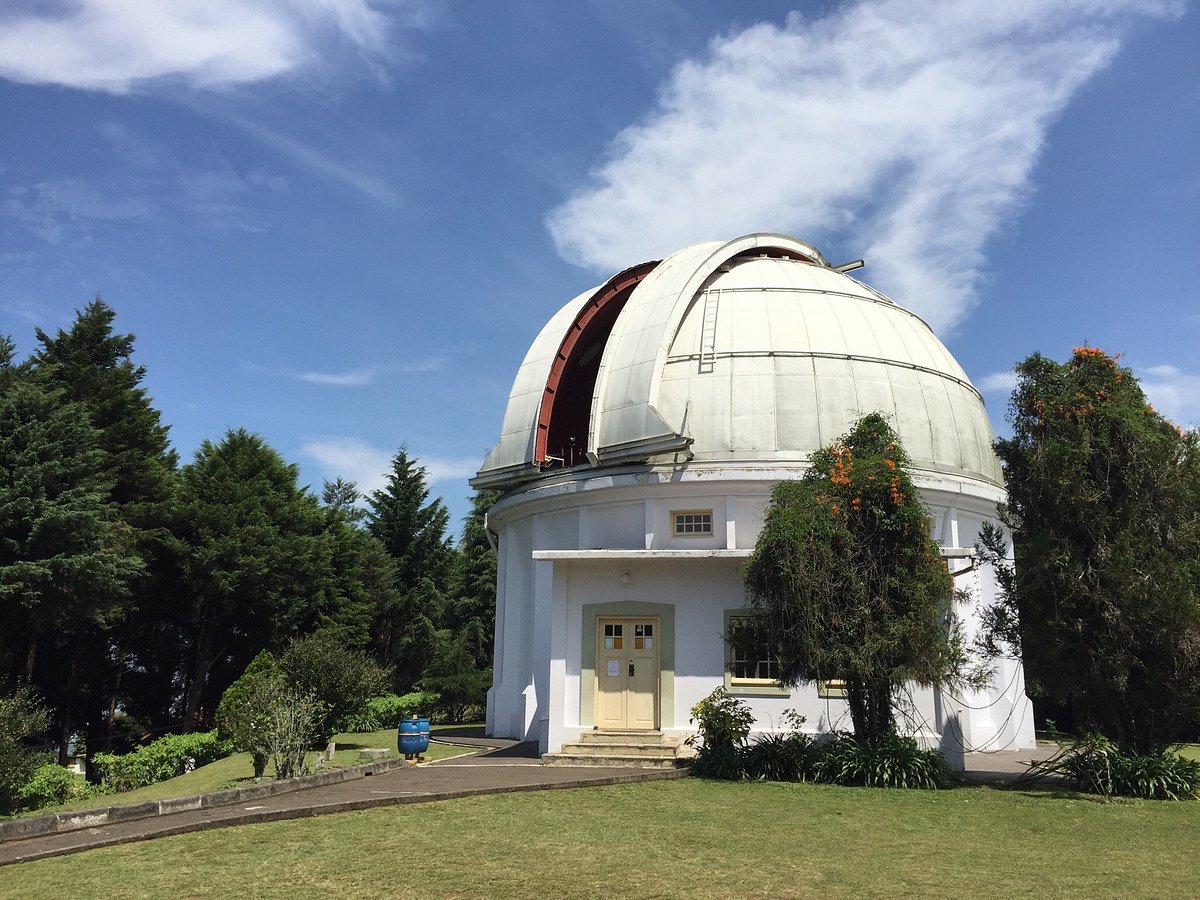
[
  {"xmin": 398, "ymin": 718, "xmax": 422, "ymax": 757},
  {"xmin": 415, "ymin": 717, "xmax": 430, "ymax": 754}
]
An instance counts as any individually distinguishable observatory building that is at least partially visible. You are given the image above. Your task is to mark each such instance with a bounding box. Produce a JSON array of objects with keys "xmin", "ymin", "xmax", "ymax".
[{"xmin": 472, "ymin": 233, "xmax": 1036, "ymax": 763}]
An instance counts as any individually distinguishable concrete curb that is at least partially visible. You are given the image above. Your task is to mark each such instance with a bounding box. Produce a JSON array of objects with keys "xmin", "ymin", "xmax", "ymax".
[
  {"xmin": 1, "ymin": 767, "xmax": 689, "ymax": 866},
  {"xmin": 0, "ymin": 753, "xmax": 416, "ymax": 845}
]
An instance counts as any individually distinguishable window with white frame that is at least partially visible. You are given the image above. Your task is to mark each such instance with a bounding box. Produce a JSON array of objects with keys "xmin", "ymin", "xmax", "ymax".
[{"xmin": 672, "ymin": 509, "xmax": 713, "ymax": 537}]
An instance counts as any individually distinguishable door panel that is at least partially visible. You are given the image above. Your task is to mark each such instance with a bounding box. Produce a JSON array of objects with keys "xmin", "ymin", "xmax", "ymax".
[{"xmin": 595, "ymin": 617, "xmax": 659, "ymax": 730}]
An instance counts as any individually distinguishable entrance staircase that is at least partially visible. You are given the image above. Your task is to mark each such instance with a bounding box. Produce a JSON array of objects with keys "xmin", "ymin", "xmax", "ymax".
[{"xmin": 542, "ymin": 731, "xmax": 691, "ymax": 769}]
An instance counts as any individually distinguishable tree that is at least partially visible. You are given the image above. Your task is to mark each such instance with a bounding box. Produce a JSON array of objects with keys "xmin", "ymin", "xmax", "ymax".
[
  {"xmin": 980, "ymin": 347, "xmax": 1200, "ymax": 754},
  {"xmin": 315, "ymin": 479, "xmax": 391, "ymax": 649},
  {"xmin": 32, "ymin": 298, "xmax": 177, "ymax": 516},
  {"xmin": 419, "ymin": 623, "xmax": 490, "ymax": 723},
  {"xmin": 447, "ymin": 490, "xmax": 498, "ymax": 673},
  {"xmin": 176, "ymin": 429, "xmax": 332, "ymax": 725},
  {"xmin": 744, "ymin": 413, "xmax": 966, "ymax": 745},
  {"xmin": 30, "ymin": 300, "xmax": 179, "ymax": 753},
  {"xmin": 366, "ymin": 449, "xmax": 453, "ymax": 691},
  {"xmin": 0, "ymin": 340, "xmax": 142, "ymax": 749}
]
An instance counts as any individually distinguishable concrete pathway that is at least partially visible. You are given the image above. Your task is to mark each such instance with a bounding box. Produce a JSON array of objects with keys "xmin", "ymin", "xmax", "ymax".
[{"xmin": 0, "ymin": 735, "xmax": 1061, "ymax": 867}]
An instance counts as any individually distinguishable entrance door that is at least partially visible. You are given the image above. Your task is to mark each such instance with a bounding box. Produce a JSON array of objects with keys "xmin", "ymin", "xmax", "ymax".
[{"xmin": 596, "ymin": 618, "xmax": 659, "ymax": 730}]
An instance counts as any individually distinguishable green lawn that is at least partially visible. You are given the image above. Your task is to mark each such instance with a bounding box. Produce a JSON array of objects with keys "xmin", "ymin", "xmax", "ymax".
[
  {"xmin": 21, "ymin": 728, "xmax": 473, "ymax": 816},
  {"xmin": 4, "ymin": 778, "xmax": 1198, "ymax": 898}
]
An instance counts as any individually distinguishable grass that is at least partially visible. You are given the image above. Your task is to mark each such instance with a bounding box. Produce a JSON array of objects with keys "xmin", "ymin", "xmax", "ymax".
[
  {"xmin": 3, "ymin": 778, "xmax": 1198, "ymax": 898},
  {"xmin": 17, "ymin": 727, "xmax": 474, "ymax": 816}
]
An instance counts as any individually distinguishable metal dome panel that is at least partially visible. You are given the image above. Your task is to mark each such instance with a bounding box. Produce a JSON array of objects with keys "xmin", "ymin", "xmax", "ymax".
[{"xmin": 474, "ymin": 233, "xmax": 1002, "ymax": 489}]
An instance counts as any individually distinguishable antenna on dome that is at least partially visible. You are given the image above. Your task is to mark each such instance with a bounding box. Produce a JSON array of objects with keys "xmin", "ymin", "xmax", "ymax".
[{"xmin": 833, "ymin": 259, "xmax": 865, "ymax": 274}]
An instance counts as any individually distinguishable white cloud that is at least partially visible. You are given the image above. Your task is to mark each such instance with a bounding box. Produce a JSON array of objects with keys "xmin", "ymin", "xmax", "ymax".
[
  {"xmin": 977, "ymin": 370, "xmax": 1018, "ymax": 393},
  {"xmin": 293, "ymin": 366, "xmax": 377, "ymax": 386},
  {"xmin": 402, "ymin": 356, "xmax": 446, "ymax": 374},
  {"xmin": 301, "ymin": 437, "xmax": 480, "ymax": 496},
  {"xmin": 4, "ymin": 178, "xmax": 152, "ymax": 243},
  {"xmin": 546, "ymin": 0, "xmax": 1179, "ymax": 334},
  {"xmin": 1137, "ymin": 364, "xmax": 1200, "ymax": 429},
  {"xmin": 420, "ymin": 455, "xmax": 483, "ymax": 483},
  {"xmin": 221, "ymin": 112, "xmax": 399, "ymax": 206},
  {"xmin": 301, "ymin": 436, "xmax": 393, "ymax": 495},
  {"xmin": 0, "ymin": 0, "xmax": 434, "ymax": 93}
]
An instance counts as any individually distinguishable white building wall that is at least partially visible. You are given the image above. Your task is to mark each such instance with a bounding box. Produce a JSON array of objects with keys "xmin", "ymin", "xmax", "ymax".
[{"xmin": 487, "ymin": 470, "xmax": 1036, "ymax": 758}]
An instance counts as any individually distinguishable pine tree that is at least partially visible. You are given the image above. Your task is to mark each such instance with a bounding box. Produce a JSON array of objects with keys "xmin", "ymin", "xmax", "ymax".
[
  {"xmin": 0, "ymin": 339, "xmax": 143, "ymax": 756},
  {"xmin": 366, "ymin": 449, "xmax": 453, "ymax": 691},
  {"xmin": 447, "ymin": 490, "xmax": 498, "ymax": 672},
  {"xmin": 177, "ymin": 429, "xmax": 331, "ymax": 726},
  {"xmin": 32, "ymin": 298, "xmax": 177, "ymax": 516},
  {"xmin": 316, "ymin": 479, "xmax": 389, "ymax": 649},
  {"xmin": 31, "ymin": 299, "xmax": 179, "ymax": 746}
]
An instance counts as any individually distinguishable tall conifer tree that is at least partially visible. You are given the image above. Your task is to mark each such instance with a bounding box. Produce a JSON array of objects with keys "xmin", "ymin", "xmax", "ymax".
[
  {"xmin": 366, "ymin": 449, "xmax": 452, "ymax": 691},
  {"xmin": 31, "ymin": 299, "xmax": 179, "ymax": 748},
  {"xmin": 177, "ymin": 429, "xmax": 330, "ymax": 725}
]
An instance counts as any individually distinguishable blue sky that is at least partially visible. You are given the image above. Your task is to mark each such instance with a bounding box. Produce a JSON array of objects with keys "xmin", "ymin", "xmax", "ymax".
[{"xmin": 2, "ymin": 0, "xmax": 1197, "ymax": 531}]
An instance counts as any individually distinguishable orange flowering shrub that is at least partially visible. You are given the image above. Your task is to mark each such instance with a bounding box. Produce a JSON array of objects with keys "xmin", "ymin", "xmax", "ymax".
[{"xmin": 745, "ymin": 413, "xmax": 966, "ymax": 745}]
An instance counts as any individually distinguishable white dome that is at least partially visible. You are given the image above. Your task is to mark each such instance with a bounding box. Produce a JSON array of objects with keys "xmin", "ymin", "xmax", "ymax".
[{"xmin": 473, "ymin": 233, "xmax": 1001, "ymax": 489}]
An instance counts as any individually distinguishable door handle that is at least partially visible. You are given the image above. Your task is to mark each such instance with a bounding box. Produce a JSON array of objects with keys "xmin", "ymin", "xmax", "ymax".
[{"xmin": 628, "ymin": 662, "xmax": 635, "ymax": 677}]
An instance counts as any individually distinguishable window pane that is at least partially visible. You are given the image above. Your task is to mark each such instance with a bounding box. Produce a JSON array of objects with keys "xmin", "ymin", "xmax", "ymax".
[{"xmin": 729, "ymin": 615, "xmax": 780, "ymax": 683}]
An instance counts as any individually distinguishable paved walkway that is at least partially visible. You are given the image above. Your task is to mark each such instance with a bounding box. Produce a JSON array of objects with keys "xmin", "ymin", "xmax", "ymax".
[{"xmin": 0, "ymin": 735, "xmax": 1059, "ymax": 867}]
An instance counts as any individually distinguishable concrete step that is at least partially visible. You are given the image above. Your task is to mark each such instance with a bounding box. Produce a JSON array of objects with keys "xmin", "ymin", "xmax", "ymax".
[
  {"xmin": 576, "ymin": 730, "xmax": 669, "ymax": 745},
  {"xmin": 557, "ymin": 741, "xmax": 678, "ymax": 758},
  {"xmin": 542, "ymin": 753, "xmax": 683, "ymax": 770}
]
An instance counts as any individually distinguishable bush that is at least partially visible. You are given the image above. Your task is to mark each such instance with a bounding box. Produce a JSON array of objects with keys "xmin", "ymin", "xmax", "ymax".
[
  {"xmin": 17, "ymin": 764, "xmax": 98, "ymax": 809},
  {"xmin": 0, "ymin": 685, "xmax": 51, "ymax": 815},
  {"xmin": 687, "ymin": 688, "xmax": 756, "ymax": 781},
  {"xmin": 340, "ymin": 691, "xmax": 442, "ymax": 733},
  {"xmin": 688, "ymin": 688, "xmax": 753, "ymax": 751},
  {"xmin": 1033, "ymin": 734, "xmax": 1200, "ymax": 800},
  {"xmin": 814, "ymin": 734, "xmax": 954, "ymax": 789},
  {"xmin": 692, "ymin": 743, "xmax": 747, "ymax": 780},
  {"xmin": 264, "ymin": 686, "xmax": 322, "ymax": 780},
  {"xmin": 92, "ymin": 731, "xmax": 231, "ymax": 793},
  {"xmin": 280, "ymin": 630, "xmax": 392, "ymax": 745},
  {"xmin": 745, "ymin": 733, "xmax": 818, "ymax": 783},
  {"xmin": 216, "ymin": 651, "xmax": 283, "ymax": 778}
]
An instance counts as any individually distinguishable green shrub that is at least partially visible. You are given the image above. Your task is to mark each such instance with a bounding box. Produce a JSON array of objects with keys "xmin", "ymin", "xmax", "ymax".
[
  {"xmin": 1034, "ymin": 734, "xmax": 1200, "ymax": 800},
  {"xmin": 281, "ymin": 631, "xmax": 392, "ymax": 745},
  {"xmin": 688, "ymin": 688, "xmax": 753, "ymax": 751},
  {"xmin": 17, "ymin": 764, "xmax": 97, "ymax": 809},
  {"xmin": 264, "ymin": 687, "xmax": 322, "ymax": 780},
  {"xmin": 93, "ymin": 731, "xmax": 231, "ymax": 792},
  {"xmin": 687, "ymin": 689, "xmax": 756, "ymax": 781},
  {"xmin": 814, "ymin": 734, "xmax": 954, "ymax": 789},
  {"xmin": 216, "ymin": 651, "xmax": 282, "ymax": 779},
  {"xmin": 692, "ymin": 743, "xmax": 747, "ymax": 780},
  {"xmin": 0, "ymin": 685, "xmax": 51, "ymax": 815},
  {"xmin": 745, "ymin": 732, "xmax": 818, "ymax": 782},
  {"xmin": 340, "ymin": 691, "xmax": 442, "ymax": 733}
]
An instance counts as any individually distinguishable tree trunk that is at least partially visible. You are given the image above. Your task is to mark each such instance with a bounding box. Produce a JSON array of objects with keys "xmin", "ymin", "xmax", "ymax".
[
  {"xmin": 25, "ymin": 632, "xmax": 38, "ymax": 680},
  {"xmin": 58, "ymin": 650, "xmax": 79, "ymax": 766},
  {"xmin": 185, "ymin": 605, "xmax": 217, "ymax": 730},
  {"xmin": 105, "ymin": 645, "xmax": 127, "ymax": 752}
]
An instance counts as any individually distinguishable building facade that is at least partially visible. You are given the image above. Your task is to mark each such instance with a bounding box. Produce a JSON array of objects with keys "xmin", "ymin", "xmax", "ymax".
[{"xmin": 471, "ymin": 233, "xmax": 1036, "ymax": 762}]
